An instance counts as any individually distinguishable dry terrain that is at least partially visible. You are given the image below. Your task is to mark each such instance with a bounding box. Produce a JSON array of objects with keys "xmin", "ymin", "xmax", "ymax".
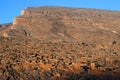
[{"xmin": 0, "ymin": 6, "xmax": 120, "ymax": 80}]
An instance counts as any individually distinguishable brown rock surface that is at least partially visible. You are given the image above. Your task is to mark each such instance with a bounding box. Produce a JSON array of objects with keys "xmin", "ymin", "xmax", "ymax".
[
  {"xmin": 6, "ymin": 6, "xmax": 120, "ymax": 42},
  {"xmin": 0, "ymin": 6, "xmax": 120, "ymax": 80}
]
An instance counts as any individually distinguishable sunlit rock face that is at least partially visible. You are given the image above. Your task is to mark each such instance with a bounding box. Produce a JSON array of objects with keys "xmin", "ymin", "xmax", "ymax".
[{"xmin": 1, "ymin": 6, "xmax": 120, "ymax": 42}]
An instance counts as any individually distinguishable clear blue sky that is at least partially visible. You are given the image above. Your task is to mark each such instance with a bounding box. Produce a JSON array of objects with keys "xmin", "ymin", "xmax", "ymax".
[{"xmin": 0, "ymin": 0, "xmax": 120, "ymax": 24}]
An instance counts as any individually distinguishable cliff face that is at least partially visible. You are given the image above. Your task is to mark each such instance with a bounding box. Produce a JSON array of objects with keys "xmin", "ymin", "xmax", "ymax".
[{"xmin": 7, "ymin": 6, "xmax": 120, "ymax": 42}]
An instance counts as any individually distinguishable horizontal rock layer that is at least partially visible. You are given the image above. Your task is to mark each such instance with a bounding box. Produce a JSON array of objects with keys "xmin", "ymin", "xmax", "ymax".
[{"xmin": 10, "ymin": 7, "xmax": 120, "ymax": 42}]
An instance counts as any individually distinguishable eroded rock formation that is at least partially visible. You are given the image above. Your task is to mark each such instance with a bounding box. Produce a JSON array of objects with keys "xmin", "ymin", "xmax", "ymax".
[
  {"xmin": 10, "ymin": 6, "xmax": 120, "ymax": 42},
  {"xmin": 0, "ymin": 6, "xmax": 120, "ymax": 80}
]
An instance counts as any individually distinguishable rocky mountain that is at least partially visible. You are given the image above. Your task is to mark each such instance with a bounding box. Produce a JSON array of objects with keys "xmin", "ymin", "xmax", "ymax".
[
  {"xmin": 0, "ymin": 6, "xmax": 120, "ymax": 80},
  {"xmin": 1, "ymin": 6, "xmax": 120, "ymax": 42}
]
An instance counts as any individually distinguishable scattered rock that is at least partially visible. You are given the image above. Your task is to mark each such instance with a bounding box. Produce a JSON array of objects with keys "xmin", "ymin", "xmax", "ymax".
[{"xmin": 0, "ymin": 6, "xmax": 120, "ymax": 80}]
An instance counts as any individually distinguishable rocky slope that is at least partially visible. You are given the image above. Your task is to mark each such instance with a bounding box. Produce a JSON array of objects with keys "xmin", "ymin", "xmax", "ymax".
[
  {"xmin": 2, "ymin": 6, "xmax": 120, "ymax": 42},
  {"xmin": 0, "ymin": 6, "xmax": 120, "ymax": 80}
]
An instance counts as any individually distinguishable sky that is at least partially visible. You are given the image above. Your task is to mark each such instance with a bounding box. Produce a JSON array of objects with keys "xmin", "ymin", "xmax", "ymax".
[{"xmin": 0, "ymin": 0, "xmax": 120, "ymax": 24}]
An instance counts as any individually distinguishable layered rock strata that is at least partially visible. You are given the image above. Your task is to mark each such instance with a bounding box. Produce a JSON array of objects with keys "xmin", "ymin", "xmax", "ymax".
[{"xmin": 0, "ymin": 7, "xmax": 120, "ymax": 80}]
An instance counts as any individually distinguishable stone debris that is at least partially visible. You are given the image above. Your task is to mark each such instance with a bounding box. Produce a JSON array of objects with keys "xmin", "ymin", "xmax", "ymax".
[
  {"xmin": 0, "ymin": 6, "xmax": 120, "ymax": 80},
  {"xmin": 0, "ymin": 37, "xmax": 119, "ymax": 80}
]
